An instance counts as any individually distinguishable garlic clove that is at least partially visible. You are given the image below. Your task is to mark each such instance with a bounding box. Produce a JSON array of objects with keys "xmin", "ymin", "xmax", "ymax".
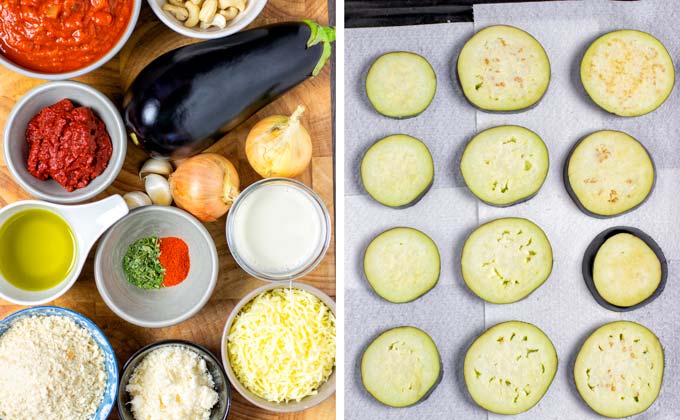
[
  {"xmin": 145, "ymin": 174, "xmax": 173, "ymax": 205},
  {"xmin": 139, "ymin": 158, "xmax": 174, "ymax": 179},
  {"xmin": 123, "ymin": 191, "xmax": 153, "ymax": 209}
]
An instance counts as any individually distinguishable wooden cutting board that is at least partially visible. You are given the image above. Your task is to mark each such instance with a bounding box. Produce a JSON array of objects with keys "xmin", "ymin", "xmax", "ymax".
[{"xmin": 0, "ymin": 0, "xmax": 336, "ymax": 419}]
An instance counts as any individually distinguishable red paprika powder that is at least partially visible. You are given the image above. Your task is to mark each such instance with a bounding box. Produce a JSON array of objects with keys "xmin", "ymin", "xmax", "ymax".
[{"xmin": 159, "ymin": 237, "xmax": 190, "ymax": 287}]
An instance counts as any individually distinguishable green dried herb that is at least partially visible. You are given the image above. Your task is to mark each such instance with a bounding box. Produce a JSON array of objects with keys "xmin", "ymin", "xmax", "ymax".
[{"xmin": 123, "ymin": 236, "xmax": 165, "ymax": 289}]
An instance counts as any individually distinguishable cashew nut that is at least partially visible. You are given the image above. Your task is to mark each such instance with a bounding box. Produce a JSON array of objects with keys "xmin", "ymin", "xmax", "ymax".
[
  {"xmin": 189, "ymin": 0, "xmax": 201, "ymax": 5},
  {"xmin": 198, "ymin": 0, "xmax": 217, "ymax": 23},
  {"xmin": 162, "ymin": 4, "xmax": 189, "ymax": 21},
  {"xmin": 200, "ymin": 13, "xmax": 227, "ymax": 29},
  {"xmin": 218, "ymin": 0, "xmax": 246, "ymax": 11},
  {"xmin": 167, "ymin": 0, "xmax": 184, "ymax": 7},
  {"xmin": 184, "ymin": 1, "xmax": 200, "ymax": 27},
  {"xmin": 219, "ymin": 6, "xmax": 238, "ymax": 20}
]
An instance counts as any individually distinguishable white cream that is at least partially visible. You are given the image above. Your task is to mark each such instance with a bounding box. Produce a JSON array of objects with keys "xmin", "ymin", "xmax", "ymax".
[{"xmin": 230, "ymin": 182, "xmax": 326, "ymax": 277}]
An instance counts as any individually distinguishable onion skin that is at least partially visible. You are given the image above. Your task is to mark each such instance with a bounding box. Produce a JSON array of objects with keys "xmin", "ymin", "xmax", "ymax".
[
  {"xmin": 169, "ymin": 153, "xmax": 240, "ymax": 222},
  {"xmin": 245, "ymin": 105, "xmax": 313, "ymax": 178}
]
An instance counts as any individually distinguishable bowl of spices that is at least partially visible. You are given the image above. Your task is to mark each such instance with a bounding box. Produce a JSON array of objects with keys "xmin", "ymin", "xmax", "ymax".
[
  {"xmin": 221, "ymin": 282, "xmax": 336, "ymax": 412},
  {"xmin": 3, "ymin": 81, "xmax": 127, "ymax": 203},
  {"xmin": 0, "ymin": 0, "xmax": 141, "ymax": 79},
  {"xmin": 0, "ymin": 306, "xmax": 119, "ymax": 420},
  {"xmin": 118, "ymin": 340, "xmax": 230, "ymax": 420},
  {"xmin": 94, "ymin": 205, "xmax": 218, "ymax": 328}
]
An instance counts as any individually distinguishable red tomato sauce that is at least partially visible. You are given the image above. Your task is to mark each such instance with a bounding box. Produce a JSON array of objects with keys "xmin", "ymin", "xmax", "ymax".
[
  {"xmin": 26, "ymin": 99, "xmax": 113, "ymax": 191},
  {"xmin": 0, "ymin": 0, "xmax": 133, "ymax": 73}
]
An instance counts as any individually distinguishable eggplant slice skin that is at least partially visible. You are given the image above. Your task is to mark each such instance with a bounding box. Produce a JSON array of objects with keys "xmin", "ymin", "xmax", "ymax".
[
  {"xmin": 363, "ymin": 227, "xmax": 440, "ymax": 303},
  {"xmin": 361, "ymin": 326, "xmax": 442, "ymax": 408},
  {"xmin": 360, "ymin": 134, "xmax": 434, "ymax": 208},
  {"xmin": 581, "ymin": 30, "xmax": 674, "ymax": 117},
  {"xmin": 565, "ymin": 130, "xmax": 655, "ymax": 218},
  {"xmin": 457, "ymin": 25, "xmax": 550, "ymax": 112},
  {"xmin": 464, "ymin": 321, "xmax": 557, "ymax": 415},
  {"xmin": 365, "ymin": 52, "xmax": 437, "ymax": 119},
  {"xmin": 574, "ymin": 321, "xmax": 664, "ymax": 418},
  {"xmin": 582, "ymin": 226, "xmax": 667, "ymax": 312},
  {"xmin": 461, "ymin": 218, "xmax": 553, "ymax": 304},
  {"xmin": 461, "ymin": 125, "xmax": 549, "ymax": 206}
]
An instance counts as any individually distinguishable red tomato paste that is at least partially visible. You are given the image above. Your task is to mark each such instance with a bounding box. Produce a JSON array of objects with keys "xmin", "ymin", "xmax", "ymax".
[
  {"xmin": 0, "ymin": 0, "xmax": 134, "ymax": 73},
  {"xmin": 26, "ymin": 98, "xmax": 113, "ymax": 192}
]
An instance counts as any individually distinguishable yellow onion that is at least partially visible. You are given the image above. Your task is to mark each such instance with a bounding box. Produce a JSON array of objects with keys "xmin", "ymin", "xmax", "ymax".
[
  {"xmin": 245, "ymin": 105, "xmax": 312, "ymax": 178},
  {"xmin": 169, "ymin": 153, "xmax": 240, "ymax": 222}
]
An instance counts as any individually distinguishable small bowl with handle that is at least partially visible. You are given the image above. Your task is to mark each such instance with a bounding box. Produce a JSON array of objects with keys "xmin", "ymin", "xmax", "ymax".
[{"xmin": 0, "ymin": 195, "xmax": 129, "ymax": 305}]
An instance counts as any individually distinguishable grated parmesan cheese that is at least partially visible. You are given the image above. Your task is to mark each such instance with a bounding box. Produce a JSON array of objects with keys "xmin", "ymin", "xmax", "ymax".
[
  {"xmin": 126, "ymin": 346, "xmax": 218, "ymax": 420},
  {"xmin": 0, "ymin": 316, "xmax": 106, "ymax": 420},
  {"xmin": 227, "ymin": 288, "xmax": 336, "ymax": 403}
]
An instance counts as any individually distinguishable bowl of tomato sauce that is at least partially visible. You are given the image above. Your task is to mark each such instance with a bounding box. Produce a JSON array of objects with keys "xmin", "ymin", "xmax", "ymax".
[{"xmin": 0, "ymin": 0, "xmax": 141, "ymax": 79}]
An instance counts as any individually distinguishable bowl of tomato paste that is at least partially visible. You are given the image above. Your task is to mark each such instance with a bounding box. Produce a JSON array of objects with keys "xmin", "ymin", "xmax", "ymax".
[
  {"xmin": 0, "ymin": 0, "xmax": 141, "ymax": 79},
  {"xmin": 3, "ymin": 81, "xmax": 127, "ymax": 203}
]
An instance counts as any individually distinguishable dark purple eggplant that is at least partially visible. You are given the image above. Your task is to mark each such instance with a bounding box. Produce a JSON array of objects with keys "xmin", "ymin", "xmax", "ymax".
[{"xmin": 123, "ymin": 20, "xmax": 335, "ymax": 159}]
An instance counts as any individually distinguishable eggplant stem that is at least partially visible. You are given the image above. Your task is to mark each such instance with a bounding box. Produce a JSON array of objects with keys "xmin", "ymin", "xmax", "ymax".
[{"xmin": 301, "ymin": 19, "xmax": 336, "ymax": 77}]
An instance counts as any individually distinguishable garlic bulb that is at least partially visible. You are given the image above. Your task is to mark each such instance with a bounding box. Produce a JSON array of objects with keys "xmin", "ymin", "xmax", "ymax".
[
  {"xmin": 139, "ymin": 158, "xmax": 173, "ymax": 179},
  {"xmin": 144, "ymin": 174, "xmax": 173, "ymax": 206},
  {"xmin": 123, "ymin": 191, "xmax": 152, "ymax": 209}
]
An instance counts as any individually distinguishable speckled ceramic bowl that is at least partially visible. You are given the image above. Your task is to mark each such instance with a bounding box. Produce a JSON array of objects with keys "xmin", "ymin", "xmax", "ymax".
[
  {"xmin": 3, "ymin": 81, "xmax": 127, "ymax": 204},
  {"xmin": 221, "ymin": 282, "xmax": 337, "ymax": 412},
  {"xmin": 117, "ymin": 340, "xmax": 230, "ymax": 420},
  {"xmin": 0, "ymin": 306, "xmax": 118, "ymax": 420},
  {"xmin": 94, "ymin": 206, "xmax": 218, "ymax": 328}
]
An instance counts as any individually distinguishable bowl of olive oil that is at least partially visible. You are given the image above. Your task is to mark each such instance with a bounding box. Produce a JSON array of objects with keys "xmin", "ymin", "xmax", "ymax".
[{"xmin": 0, "ymin": 195, "xmax": 129, "ymax": 305}]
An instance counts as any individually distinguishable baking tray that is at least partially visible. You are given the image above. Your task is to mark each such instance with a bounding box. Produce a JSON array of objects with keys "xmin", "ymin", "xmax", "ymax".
[{"xmin": 344, "ymin": 1, "xmax": 680, "ymax": 419}]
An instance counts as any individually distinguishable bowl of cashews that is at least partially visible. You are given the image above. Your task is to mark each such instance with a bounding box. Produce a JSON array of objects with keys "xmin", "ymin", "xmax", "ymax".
[{"xmin": 149, "ymin": 0, "xmax": 267, "ymax": 39}]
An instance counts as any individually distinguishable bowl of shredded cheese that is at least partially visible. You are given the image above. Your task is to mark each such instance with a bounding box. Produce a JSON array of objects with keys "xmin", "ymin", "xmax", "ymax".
[
  {"xmin": 221, "ymin": 282, "xmax": 336, "ymax": 412},
  {"xmin": 117, "ymin": 340, "xmax": 230, "ymax": 420}
]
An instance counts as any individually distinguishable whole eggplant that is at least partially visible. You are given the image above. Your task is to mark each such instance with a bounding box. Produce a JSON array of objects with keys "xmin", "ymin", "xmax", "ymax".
[{"xmin": 123, "ymin": 20, "xmax": 335, "ymax": 159}]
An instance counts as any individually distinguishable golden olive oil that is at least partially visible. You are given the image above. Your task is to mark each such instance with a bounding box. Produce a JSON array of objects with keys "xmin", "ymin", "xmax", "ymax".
[{"xmin": 0, "ymin": 209, "xmax": 76, "ymax": 291}]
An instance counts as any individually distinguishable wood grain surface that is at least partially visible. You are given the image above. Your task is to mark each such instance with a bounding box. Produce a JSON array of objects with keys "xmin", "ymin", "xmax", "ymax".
[{"xmin": 0, "ymin": 1, "xmax": 336, "ymax": 419}]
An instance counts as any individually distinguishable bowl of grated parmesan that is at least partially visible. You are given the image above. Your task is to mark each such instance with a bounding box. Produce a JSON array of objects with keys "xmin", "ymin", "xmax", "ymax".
[
  {"xmin": 117, "ymin": 340, "xmax": 230, "ymax": 420},
  {"xmin": 221, "ymin": 282, "xmax": 336, "ymax": 412},
  {"xmin": 0, "ymin": 306, "xmax": 119, "ymax": 420}
]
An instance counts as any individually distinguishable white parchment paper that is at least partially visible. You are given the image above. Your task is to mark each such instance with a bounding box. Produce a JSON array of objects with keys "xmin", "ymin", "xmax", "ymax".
[{"xmin": 345, "ymin": 1, "xmax": 680, "ymax": 418}]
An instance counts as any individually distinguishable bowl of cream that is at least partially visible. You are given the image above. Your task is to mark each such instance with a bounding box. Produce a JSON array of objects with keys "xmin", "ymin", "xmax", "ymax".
[{"xmin": 226, "ymin": 178, "xmax": 331, "ymax": 282}]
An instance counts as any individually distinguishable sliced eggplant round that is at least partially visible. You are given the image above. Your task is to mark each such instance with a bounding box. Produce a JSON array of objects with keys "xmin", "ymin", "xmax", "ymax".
[
  {"xmin": 457, "ymin": 25, "xmax": 550, "ymax": 112},
  {"xmin": 363, "ymin": 227, "xmax": 440, "ymax": 303},
  {"xmin": 360, "ymin": 134, "xmax": 434, "ymax": 208},
  {"xmin": 361, "ymin": 326, "xmax": 442, "ymax": 408},
  {"xmin": 574, "ymin": 321, "xmax": 664, "ymax": 418},
  {"xmin": 461, "ymin": 218, "xmax": 552, "ymax": 304},
  {"xmin": 565, "ymin": 130, "xmax": 655, "ymax": 217},
  {"xmin": 464, "ymin": 321, "xmax": 557, "ymax": 414},
  {"xmin": 365, "ymin": 51, "xmax": 437, "ymax": 119},
  {"xmin": 460, "ymin": 125, "xmax": 549, "ymax": 206},
  {"xmin": 583, "ymin": 227, "xmax": 667, "ymax": 312},
  {"xmin": 581, "ymin": 30, "xmax": 674, "ymax": 117}
]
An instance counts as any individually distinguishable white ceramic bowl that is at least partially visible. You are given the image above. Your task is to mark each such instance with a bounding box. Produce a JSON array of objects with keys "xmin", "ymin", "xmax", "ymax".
[
  {"xmin": 3, "ymin": 81, "xmax": 127, "ymax": 204},
  {"xmin": 94, "ymin": 206, "xmax": 219, "ymax": 328},
  {"xmin": 0, "ymin": 1, "xmax": 141, "ymax": 80},
  {"xmin": 148, "ymin": 0, "xmax": 267, "ymax": 39},
  {"xmin": 221, "ymin": 282, "xmax": 336, "ymax": 412}
]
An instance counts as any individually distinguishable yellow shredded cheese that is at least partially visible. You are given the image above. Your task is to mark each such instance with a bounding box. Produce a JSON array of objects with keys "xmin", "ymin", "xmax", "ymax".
[{"xmin": 227, "ymin": 288, "xmax": 336, "ymax": 403}]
